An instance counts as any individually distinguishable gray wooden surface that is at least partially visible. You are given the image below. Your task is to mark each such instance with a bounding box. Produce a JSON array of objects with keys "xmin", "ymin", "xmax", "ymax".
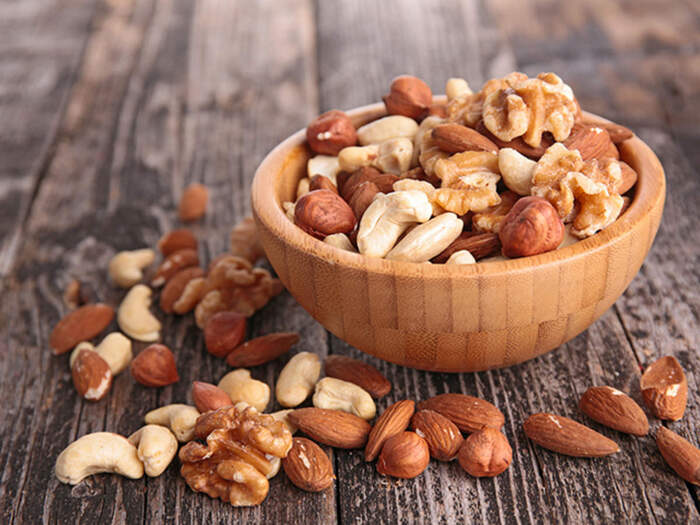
[{"xmin": 0, "ymin": 0, "xmax": 698, "ymax": 523}]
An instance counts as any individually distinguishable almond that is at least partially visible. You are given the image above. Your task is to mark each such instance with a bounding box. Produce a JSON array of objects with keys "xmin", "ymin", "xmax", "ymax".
[
  {"xmin": 289, "ymin": 407, "xmax": 371, "ymax": 449},
  {"xmin": 130, "ymin": 344, "xmax": 179, "ymax": 387},
  {"xmin": 50, "ymin": 303, "xmax": 115, "ymax": 355},
  {"xmin": 417, "ymin": 393, "xmax": 504, "ymax": 433},
  {"xmin": 324, "ymin": 355, "xmax": 391, "ymax": 398},
  {"xmin": 431, "ymin": 232, "xmax": 501, "ymax": 263},
  {"xmin": 364, "ymin": 400, "xmax": 415, "ymax": 461},
  {"xmin": 640, "ymin": 356, "xmax": 688, "ymax": 421},
  {"xmin": 579, "ymin": 386, "xmax": 649, "ymax": 436},
  {"xmin": 159, "ymin": 267, "xmax": 205, "ymax": 313},
  {"xmin": 348, "ymin": 181, "xmax": 380, "ymax": 220},
  {"xmin": 523, "ymin": 413, "xmax": 619, "ymax": 457},
  {"xmin": 294, "ymin": 190, "xmax": 356, "ymax": 239},
  {"xmin": 411, "ymin": 409, "xmax": 463, "ymax": 461},
  {"xmin": 431, "ymin": 123, "xmax": 498, "ymax": 154},
  {"xmin": 283, "ymin": 437, "xmax": 335, "ymax": 492},
  {"xmin": 151, "ymin": 248, "xmax": 199, "ymax": 287},
  {"xmin": 191, "ymin": 381, "xmax": 233, "ymax": 412},
  {"xmin": 382, "ymin": 75, "xmax": 432, "ymax": 120},
  {"xmin": 203, "ymin": 312, "xmax": 247, "ymax": 358},
  {"xmin": 178, "ymin": 183, "xmax": 208, "ymax": 222},
  {"xmin": 656, "ymin": 426, "xmax": 700, "ymax": 485},
  {"xmin": 225, "ymin": 332, "xmax": 299, "ymax": 367},
  {"xmin": 306, "ymin": 110, "xmax": 357, "ymax": 155},
  {"xmin": 458, "ymin": 428, "xmax": 512, "ymax": 477},
  {"xmin": 617, "ymin": 161, "xmax": 638, "ymax": 194},
  {"xmin": 582, "ymin": 119, "xmax": 634, "ymax": 144},
  {"xmin": 563, "ymin": 123, "xmax": 615, "ymax": 161},
  {"xmin": 309, "ymin": 174, "xmax": 338, "ymax": 194},
  {"xmin": 376, "ymin": 431, "xmax": 430, "ymax": 479},
  {"xmin": 476, "ymin": 120, "xmax": 552, "ymax": 159},
  {"xmin": 157, "ymin": 229, "xmax": 197, "ymax": 257},
  {"xmin": 71, "ymin": 348, "xmax": 113, "ymax": 401}
]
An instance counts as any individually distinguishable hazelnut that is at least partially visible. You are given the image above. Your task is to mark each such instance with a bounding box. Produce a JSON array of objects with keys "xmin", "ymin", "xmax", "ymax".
[
  {"xmin": 383, "ymin": 75, "xmax": 433, "ymax": 120},
  {"xmin": 204, "ymin": 311, "xmax": 247, "ymax": 358},
  {"xmin": 294, "ymin": 190, "xmax": 357, "ymax": 239},
  {"xmin": 376, "ymin": 431, "xmax": 430, "ymax": 479},
  {"xmin": 306, "ymin": 110, "xmax": 357, "ymax": 155},
  {"xmin": 130, "ymin": 344, "xmax": 179, "ymax": 387},
  {"xmin": 457, "ymin": 428, "xmax": 512, "ymax": 477},
  {"xmin": 499, "ymin": 196, "xmax": 564, "ymax": 258}
]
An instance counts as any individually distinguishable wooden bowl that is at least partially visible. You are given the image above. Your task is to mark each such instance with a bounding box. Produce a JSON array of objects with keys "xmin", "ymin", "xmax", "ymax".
[{"xmin": 251, "ymin": 101, "xmax": 665, "ymax": 372}]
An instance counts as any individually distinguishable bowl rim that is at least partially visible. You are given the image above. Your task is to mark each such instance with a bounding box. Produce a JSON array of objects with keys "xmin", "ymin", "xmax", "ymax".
[{"xmin": 252, "ymin": 100, "xmax": 666, "ymax": 279}]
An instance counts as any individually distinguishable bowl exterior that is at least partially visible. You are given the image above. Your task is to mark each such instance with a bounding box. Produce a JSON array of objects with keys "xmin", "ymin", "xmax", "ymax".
[{"xmin": 252, "ymin": 106, "xmax": 665, "ymax": 372}]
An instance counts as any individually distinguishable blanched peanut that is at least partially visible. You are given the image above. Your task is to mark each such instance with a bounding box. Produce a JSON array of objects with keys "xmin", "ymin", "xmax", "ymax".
[
  {"xmin": 357, "ymin": 116, "xmax": 419, "ymax": 145},
  {"xmin": 312, "ymin": 377, "xmax": 376, "ymax": 420},
  {"xmin": 386, "ymin": 213, "xmax": 463, "ymax": 262},
  {"xmin": 276, "ymin": 352, "xmax": 321, "ymax": 408}
]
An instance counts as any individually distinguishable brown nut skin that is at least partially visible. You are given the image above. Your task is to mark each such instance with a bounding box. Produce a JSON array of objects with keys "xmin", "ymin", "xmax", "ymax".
[
  {"xmin": 50, "ymin": 304, "xmax": 115, "ymax": 355},
  {"xmin": 376, "ymin": 431, "xmax": 430, "ymax": 479},
  {"xmin": 226, "ymin": 332, "xmax": 299, "ymax": 368},
  {"xmin": 383, "ymin": 75, "xmax": 432, "ymax": 120},
  {"xmin": 283, "ymin": 437, "xmax": 335, "ymax": 492},
  {"xmin": 178, "ymin": 183, "xmax": 208, "ymax": 222},
  {"xmin": 309, "ymin": 174, "xmax": 338, "ymax": 194},
  {"xmin": 499, "ymin": 196, "xmax": 564, "ymax": 258},
  {"xmin": 192, "ymin": 381, "xmax": 233, "ymax": 412},
  {"xmin": 640, "ymin": 355, "xmax": 688, "ymax": 421},
  {"xmin": 458, "ymin": 428, "xmax": 512, "ymax": 477},
  {"xmin": 294, "ymin": 190, "xmax": 357, "ymax": 239},
  {"xmin": 349, "ymin": 181, "xmax": 380, "ymax": 220},
  {"xmin": 341, "ymin": 167, "xmax": 398, "ymax": 202},
  {"xmin": 160, "ymin": 267, "xmax": 205, "ymax": 313},
  {"xmin": 157, "ymin": 229, "xmax": 197, "ymax": 256},
  {"xmin": 306, "ymin": 110, "xmax": 357, "ymax": 155},
  {"xmin": 130, "ymin": 344, "xmax": 179, "ymax": 387},
  {"xmin": 204, "ymin": 312, "xmax": 247, "ymax": 358},
  {"xmin": 72, "ymin": 349, "xmax": 113, "ymax": 401}
]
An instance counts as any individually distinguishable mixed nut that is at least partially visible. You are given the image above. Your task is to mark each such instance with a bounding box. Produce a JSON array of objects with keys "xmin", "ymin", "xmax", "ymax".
[{"xmin": 288, "ymin": 72, "xmax": 639, "ymax": 263}]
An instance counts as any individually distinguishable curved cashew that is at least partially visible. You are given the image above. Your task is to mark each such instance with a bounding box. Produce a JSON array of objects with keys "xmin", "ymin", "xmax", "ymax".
[
  {"xmin": 218, "ymin": 369, "xmax": 270, "ymax": 412},
  {"xmin": 70, "ymin": 332, "xmax": 132, "ymax": 375},
  {"xmin": 296, "ymin": 177, "xmax": 311, "ymax": 200},
  {"xmin": 445, "ymin": 249, "xmax": 476, "ymax": 265},
  {"xmin": 269, "ymin": 409, "xmax": 297, "ymax": 435},
  {"xmin": 393, "ymin": 178, "xmax": 444, "ymax": 216},
  {"xmin": 386, "ymin": 212, "xmax": 463, "ymax": 262},
  {"xmin": 323, "ymin": 233, "xmax": 356, "ymax": 252},
  {"xmin": 108, "ymin": 249, "xmax": 155, "ymax": 288},
  {"xmin": 275, "ymin": 352, "xmax": 321, "ymax": 408},
  {"xmin": 144, "ymin": 404, "xmax": 200, "ymax": 442},
  {"xmin": 357, "ymin": 191, "xmax": 433, "ymax": 258},
  {"xmin": 118, "ymin": 284, "xmax": 161, "ymax": 342},
  {"xmin": 55, "ymin": 432, "xmax": 144, "ymax": 485},
  {"xmin": 307, "ymin": 155, "xmax": 340, "ymax": 185},
  {"xmin": 375, "ymin": 138, "xmax": 414, "ymax": 174},
  {"xmin": 357, "ymin": 115, "xmax": 418, "ymax": 145},
  {"xmin": 498, "ymin": 148, "xmax": 536, "ymax": 196},
  {"xmin": 338, "ymin": 144, "xmax": 379, "ymax": 173},
  {"xmin": 128, "ymin": 425, "xmax": 178, "ymax": 477},
  {"xmin": 312, "ymin": 377, "xmax": 376, "ymax": 420},
  {"xmin": 446, "ymin": 77, "xmax": 472, "ymax": 101},
  {"xmin": 412, "ymin": 115, "xmax": 445, "ymax": 167}
]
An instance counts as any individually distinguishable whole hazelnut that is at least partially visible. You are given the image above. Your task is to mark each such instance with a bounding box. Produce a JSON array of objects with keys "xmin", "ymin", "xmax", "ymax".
[
  {"xmin": 294, "ymin": 189, "xmax": 357, "ymax": 239},
  {"xmin": 204, "ymin": 311, "xmax": 247, "ymax": 357},
  {"xmin": 458, "ymin": 428, "xmax": 512, "ymax": 477},
  {"xmin": 499, "ymin": 196, "xmax": 564, "ymax": 257},
  {"xmin": 383, "ymin": 75, "xmax": 433, "ymax": 120},
  {"xmin": 376, "ymin": 431, "xmax": 430, "ymax": 479},
  {"xmin": 306, "ymin": 110, "xmax": 357, "ymax": 155}
]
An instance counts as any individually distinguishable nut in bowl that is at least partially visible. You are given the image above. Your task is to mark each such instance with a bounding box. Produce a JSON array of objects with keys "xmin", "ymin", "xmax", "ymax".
[{"xmin": 252, "ymin": 73, "xmax": 665, "ymax": 372}]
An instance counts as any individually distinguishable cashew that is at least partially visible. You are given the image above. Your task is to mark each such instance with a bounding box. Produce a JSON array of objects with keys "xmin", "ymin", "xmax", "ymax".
[
  {"xmin": 357, "ymin": 191, "xmax": 433, "ymax": 258},
  {"xmin": 117, "ymin": 284, "xmax": 161, "ymax": 342},
  {"xmin": 296, "ymin": 177, "xmax": 311, "ymax": 200},
  {"xmin": 393, "ymin": 178, "xmax": 444, "ymax": 216},
  {"xmin": 498, "ymin": 148, "xmax": 536, "ymax": 196},
  {"xmin": 412, "ymin": 115, "xmax": 445, "ymax": 167},
  {"xmin": 446, "ymin": 77, "xmax": 472, "ymax": 101},
  {"xmin": 144, "ymin": 404, "xmax": 200, "ymax": 442},
  {"xmin": 70, "ymin": 332, "xmax": 132, "ymax": 375},
  {"xmin": 386, "ymin": 212, "xmax": 463, "ymax": 262},
  {"xmin": 312, "ymin": 377, "xmax": 376, "ymax": 420},
  {"xmin": 128, "ymin": 425, "xmax": 178, "ymax": 477},
  {"xmin": 307, "ymin": 155, "xmax": 340, "ymax": 185},
  {"xmin": 55, "ymin": 432, "xmax": 144, "ymax": 485},
  {"xmin": 357, "ymin": 115, "xmax": 418, "ymax": 145},
  {"xmin": 445, "ymin": 249, "xmax": 476, "ymax": 265},
  {"xmin": 218, "ymin": 369, "xmax": 270, "ymax": 412},
  {"xmin": 275, "ymin": 352, "xmax": 321, "ymax": 408},
  {"xmin": 338, "ymin": 144, "xmax": 379, "ymax": 173},
  {"xmin": 282, "ymin": 201, "xmax": 295, "ymax": 222},
  {"xmin": 269, "ymin": 409, "xmax": 297, "ymax": 435},
  {"xmin": 323, "ymin": 233, "xmax": 356, "ymax": 252},
  {"xmin": 108, "ymin": 249, "xmax": 155, "ymax": 288},
  {"xmin": 375, "ymin": 138, "xmax": 414, "ymax": 174},
  {"xmin": 266, "ymin": 457, "xmax": 282, "ymax": 479}
]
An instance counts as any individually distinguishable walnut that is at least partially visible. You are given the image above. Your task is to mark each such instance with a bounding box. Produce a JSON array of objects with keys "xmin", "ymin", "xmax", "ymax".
[
  {"xmin": 447, "ymin": 73, "xmax": 527, "ymax": 127},
  {"xmin": 531, "ymin": 143, "xmax": 624, "ymax": 238},
  {"xmin": 480, "ymin": 73, "xmax": 577, "ymax": 148},
  {"xmin": 179, "ymin": 404, "xmax": 293, "ymax": 506},
  {"xmin": 431, "ymin": 151, "xmax": 501, "ymax": 215},
  {"xmin": 230, "ymin": 216, "xmax": 265, "ymax": 263},
  {"xmin": 472, "ymin": 191, "xmax": 519, "ymax": 233},
  {"xmin": 194, "ymin": 256, "xmax": 283, "ymax": 328}
]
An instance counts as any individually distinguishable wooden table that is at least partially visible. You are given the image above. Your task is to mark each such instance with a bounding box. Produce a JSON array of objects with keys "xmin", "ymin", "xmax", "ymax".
[{"xmin": 1, "ymin": 0, "xmax": 698, "ymax": 523}]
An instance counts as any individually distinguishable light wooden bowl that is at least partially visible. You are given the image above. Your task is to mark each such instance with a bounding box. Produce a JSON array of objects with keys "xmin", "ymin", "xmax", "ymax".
[{"xmin": 251, "ymin": 101, "xmax": 665, "ymax": 372}]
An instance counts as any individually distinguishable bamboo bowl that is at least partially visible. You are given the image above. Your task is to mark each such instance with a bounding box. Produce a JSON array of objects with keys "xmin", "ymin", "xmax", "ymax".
[{"xmin": 251, "ymin": 101, "xmax": 665, "ymax": 372}]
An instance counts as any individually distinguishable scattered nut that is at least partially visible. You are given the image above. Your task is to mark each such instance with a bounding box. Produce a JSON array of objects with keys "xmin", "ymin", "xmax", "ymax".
[
  {"xmin": 499, "ymin": 196, "xmax": 565, "ymax": 258},
  {"xmin": 159, "ymin": 267, "xmax": 205, "ymax": 313},
  {"xmin": 178, "ymin": 183, "xmax": 209, "ymax": 222},
  {"xmin": 192, "ymin": 381, "xmax": 233, "ymax": 412},
  {"xmin": 283, "ymin": 437, "xmax": 335, "ymax": 492},
  {"xmin": 357, "ymin": 115, "xmax": 419, "ymax": 146},
  {"xmin": 324, "ymin": 355, "xmax": 391, "ymax": 398},
  {"xmin": 276, "ymin": 352, "xmax": 321, "ymax": 408},
  {"xmin": 377, "ymin": 431, "xmax": 430, "ymax": 479},
  {"xmin": 411, "ymin": 409, "xmax": 463, "ymax": 461},
  {"xmin": 71, "ymin": 347, "xmax": 113, "ymax": 401},
  {"xmin": 70, "ymin": 332, "xmax": 132, "ymax": 375},
  {"xmin": 312, "ymin": 377, "xmax": 376, "ymax": 420},
  {"xmin": 656, "ymin": 426, "xmax": 700, "ymax": 486},
  {"xmin": 108, "ymin": 249, "xmax": 156, "ymax": 288},
  {"xmin": 50, "ymin": 303, "xmax": 115, "ymax": 355},
  {"xmin": 640, "ymin": 355, "xmax": 688, "ymax": 421},
  {"xmin": 458, "ymin": 428, "xmax": 512, "ymax": 477},
  {"xmin": 128, "ymin": 425, "xmax": 178, "ymax": 477},
  {"xmin": 226, "ymin": 332, "xmax": 299, "ymax": 368},
  {"xmin": 383, "ymin": 75, "xmax": 433, "ymax": 119},
  {"xmin": 55, "ymin": 432, "xmax": 144, "ymax": 485},
  {"xmin": 523, "ymin": 413, "xmax": 619, "ymax": 457},
  {"xmin": 288, "ymin": 407, "xmax": 371, "ymax": 449},
  {"xmin": 157, "ymin": 229, "xmax": 198, "ymax": 256},
  {"xmin": 62, "ymin": 279, "xmax": 83, "ymax": 310},
  {"xmin": 204, "ymin": 311, "xmax": 247, "ymax": 357},
  {"xmin": 145, "ymin": 404, "xmax": 200, "ymax": 442},
  {"xmin": 417, "ymin": 393, "xmax": 504, "ymax": 433},
  {"xmin": 117, "ymin": 284, "xmax": 161, "ymax": 341},
  {"xmin": 218, "ymin": 369, "xmax": 270, "ymax": 412},
  {"xmin": 306, "ymin": 110, "xmax": 357, "ymax": 155},
  {"xmin": 579, "ymin": 386, "xmax": 649, "ymax": 436},
  {"xmin": 229, "ymin": 216, "xmax": 265, "ymax": 264},
  {"xmin": 151, "ymin": 248, "xmax": 199, "ymax": 287},
  {"xmin": 365, "ymin": 400, "xmax": 415, "ymax": 462},
  {"xmin": 130, "ymin": 343, "xmax": 179, "ymax": 387}
]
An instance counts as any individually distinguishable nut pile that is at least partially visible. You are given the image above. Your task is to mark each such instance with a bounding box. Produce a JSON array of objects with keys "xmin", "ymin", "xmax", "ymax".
[{"xmin": 288, "ymin": 72, "xmax": 639, "ymax": 262}]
